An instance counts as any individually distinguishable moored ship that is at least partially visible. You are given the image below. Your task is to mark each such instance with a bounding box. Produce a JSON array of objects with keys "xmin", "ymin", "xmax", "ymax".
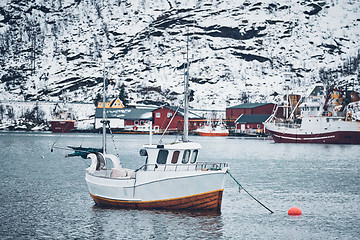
[
  {"xmin": 264, "ymin": 84, "xmax": 360, "ymax": 144},
  {"xmin": 51, "ymin": 103, "xmax": 77, "ymax": 133},
  {"xmin": 196, "ymin": 120, "xmax": 229, "ymax": 137}
]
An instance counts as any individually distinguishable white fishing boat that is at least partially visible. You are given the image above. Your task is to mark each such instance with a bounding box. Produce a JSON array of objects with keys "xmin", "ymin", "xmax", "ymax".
[
  {"xmin": 73, "ymin": 39, "xmax": 229, "ymax": 211},
  {"xmin": 264, "ymin": 84, "xmax": 360, "ymax": 144}
]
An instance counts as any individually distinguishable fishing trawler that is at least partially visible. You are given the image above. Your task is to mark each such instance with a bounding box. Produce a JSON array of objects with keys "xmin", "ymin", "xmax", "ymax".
[
  {"xmin": 264, "ymin": 84, "xmax": 360, "ymax": 144},
  {"xmin": 69, "ymin": 39, "xmax": 229, "ymax": 211},
  {"xmin": 51, "ymin": 103, "xmax": 77, "ymax": 133}
]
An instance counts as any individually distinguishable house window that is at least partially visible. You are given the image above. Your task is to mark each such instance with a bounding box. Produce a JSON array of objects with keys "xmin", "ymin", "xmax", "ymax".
[
  {"xmin": 156, "ymin": 113, "xmax": 161, "ymax": 118},
  {"xmin": 134, "ymin": 120, "xmax": 139, "ymax": 125},
  {"xmin": 190, "ymin": 150, "xmax": 198, "ymax": 163},
  {"xmin": 182, "ymin": 150, "xmax": 190, "ymax": 164},
  {"xmin": 157, "ymin": 150, "xmax": 168, "ymax": 164},
  {"xmin": 167, "ymin": 112, "xmax": 172, "ymax": 118},
  {"xmin": 171, "ymin": 151, "xmax": 180, "ymax": 164}
]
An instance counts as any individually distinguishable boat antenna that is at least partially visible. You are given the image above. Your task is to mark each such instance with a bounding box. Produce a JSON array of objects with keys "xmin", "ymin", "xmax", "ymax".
[
  {"xmin": 183, "ymin": 27, "xmax": 190, "ymax": 142},
  {"xmin": 102, "ymin": 62, "xmax": 107, "ymax": 155}
]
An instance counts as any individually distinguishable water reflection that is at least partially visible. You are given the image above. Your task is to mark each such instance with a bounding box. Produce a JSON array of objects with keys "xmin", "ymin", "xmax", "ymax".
[{"xmin": 89, "ymin": 206, "xmax": 224, "ymax": 239}]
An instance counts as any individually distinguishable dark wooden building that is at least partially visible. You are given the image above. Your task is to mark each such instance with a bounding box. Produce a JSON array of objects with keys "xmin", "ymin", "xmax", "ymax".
[
  {"xmin": 234, "ymin": 114, "xmax": 272, "ymax": 135},
  {"xmin": 226, "ymin": 103, "xmax": 275, "ymax": 129}
]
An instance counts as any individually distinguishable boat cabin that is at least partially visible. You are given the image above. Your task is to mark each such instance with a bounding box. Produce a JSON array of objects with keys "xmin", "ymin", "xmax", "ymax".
[
  {"xmin": 300, "ymin": 101, "xmax": 322, "ymax": 117},
  {"xmin": 140, "ymin": 142, "xmax": 202, "ymax": 171},
  {"xmin": 85, "ymin": 141, "xmax": 226, "ymax": 179}
]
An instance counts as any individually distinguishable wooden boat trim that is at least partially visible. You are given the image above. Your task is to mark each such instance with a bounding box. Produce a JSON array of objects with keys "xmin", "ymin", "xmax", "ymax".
[{"xmin": 90, "ymin": 189, "xmax": 224, "ymax": 211}]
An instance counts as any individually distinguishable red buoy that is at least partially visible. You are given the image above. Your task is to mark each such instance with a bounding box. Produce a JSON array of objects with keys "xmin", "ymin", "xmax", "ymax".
[{"xmin": 288, "ymin": 207, "xmax": 302, "ymax": 216}]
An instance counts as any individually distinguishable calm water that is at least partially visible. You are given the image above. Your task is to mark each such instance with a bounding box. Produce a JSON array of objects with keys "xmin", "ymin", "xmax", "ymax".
[{"xmin": 0, "ymin": 132, "xmax": 359, "ymax": 239}]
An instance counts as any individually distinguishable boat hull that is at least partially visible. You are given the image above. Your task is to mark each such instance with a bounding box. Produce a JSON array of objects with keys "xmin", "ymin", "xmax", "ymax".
[
  {"xmin": 85, "ymin": 170, "xmax": 227, "ymax": 212},
  {"xmin": 267, "ymin": 129, "xmax": 360, "ymax": 144},
  {"xmin": 198, "ymin": 132, "xmax": 229, "ymax": 137},
  {"xmin": 90, "ymin": 189, "xmax": 223, "ymax": 211}
]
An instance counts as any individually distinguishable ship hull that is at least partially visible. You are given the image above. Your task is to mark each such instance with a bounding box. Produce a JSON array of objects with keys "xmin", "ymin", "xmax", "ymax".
[
  {"xmin": 198, "ymin": 132, "xmax": 229, "ymax": 137},
  {"xmin": 267, "ymin": 129, "xmax": 360, "ymax": 144},
  {"xmin": 51, "ymin": 120, "xmax": 75, "ymax": 133},
  {"xmin": 86, "ymin": 170, "xmax": 227, "ymax": 212}
]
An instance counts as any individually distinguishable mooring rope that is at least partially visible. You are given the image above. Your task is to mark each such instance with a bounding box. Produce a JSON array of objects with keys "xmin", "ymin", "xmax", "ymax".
[
  {"xmin": 226, "ymin": 170, "xmax": 274, "ymax": 214},
  {"xmin": 107, "ymin": 121, "xmax": 120, "ymax": 159}
]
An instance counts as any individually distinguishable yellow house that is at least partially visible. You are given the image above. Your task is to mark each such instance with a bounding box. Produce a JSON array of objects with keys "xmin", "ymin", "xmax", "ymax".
[
  {"xmin": 97, "ymin": 98, "xmax": 125, "ymax": 108},
  {"xmin": 330, "ymin": 90, "xmax": 343, "ymax": 106}
]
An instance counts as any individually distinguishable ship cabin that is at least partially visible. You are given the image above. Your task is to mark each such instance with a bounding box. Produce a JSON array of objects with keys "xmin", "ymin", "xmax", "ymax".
[
  {"xmin": 300, "ymin": 101, "xmax": 322, "ymax": 117},
  {"xmin": 139, "ymin": 142, "xmax": 202, "ymax": 171},
  {"xmin": 139, "ymin": 142, "xmax": 227, "ymax": 172}
]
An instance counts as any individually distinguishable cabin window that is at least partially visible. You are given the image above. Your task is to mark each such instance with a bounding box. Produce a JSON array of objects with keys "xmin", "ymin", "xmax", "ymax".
[
  {"xmin": 171, "ymin": 151, "xmax": 180, "ymax": 164},
  {"xmin": 140, "ymin": 120, "xmax": 144, "ymax": 125},
  {"xmin": 190, "ymin": 150, "xmax": 198, "ymax": 163},
  {"xmin": 182, "ymin": 150, "xmax": 190, "ymax": 164},
  {"xmin": 156, "ymin": 113, "xmax": 160, "ymax": 118},
  {"xmin": 134, "ymin": 120, "xmax": 139, "ymax": 125},
  {"xmin": 157, "ymin": 150, "xmax": 168, "ymax": 164},
  {"xmin": 167, "ymin": 112, "xmax": 172, "ymax": 118}
]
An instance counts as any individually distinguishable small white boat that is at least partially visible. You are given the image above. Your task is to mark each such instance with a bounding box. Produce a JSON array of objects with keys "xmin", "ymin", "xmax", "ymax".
[
  {"xmin": 85, "ymin": 141, "xmax": 228, "ymax": 211},
  {"xmin": 196, "ymin": 121, "xmax": 229, "ymax": 137}
]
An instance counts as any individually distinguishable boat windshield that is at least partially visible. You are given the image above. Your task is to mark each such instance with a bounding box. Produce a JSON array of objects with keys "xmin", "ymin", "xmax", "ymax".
[{"xmin": 190, "ymin": 150, "xmax": 198, "ymax": 163}]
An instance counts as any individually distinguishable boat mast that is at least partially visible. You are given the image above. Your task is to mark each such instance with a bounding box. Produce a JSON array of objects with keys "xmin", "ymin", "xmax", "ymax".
[
  {"xmin": 183, "ymin": 29, "xmax": 190, "ymax": 142},
  {"xmin": 102, "ymin": 62, "xmax": 107, "ymax": 154}
]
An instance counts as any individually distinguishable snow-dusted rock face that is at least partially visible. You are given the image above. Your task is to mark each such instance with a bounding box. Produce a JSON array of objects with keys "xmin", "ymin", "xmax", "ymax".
[{"xmin": 0, "ymin": 0, "xmax": 359, "ymax": 108}]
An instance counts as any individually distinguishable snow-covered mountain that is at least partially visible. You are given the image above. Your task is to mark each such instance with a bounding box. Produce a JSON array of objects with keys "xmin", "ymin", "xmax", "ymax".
[{"xmin": 1, "ymin": 0, "xmax": 359, "ymax": 109}]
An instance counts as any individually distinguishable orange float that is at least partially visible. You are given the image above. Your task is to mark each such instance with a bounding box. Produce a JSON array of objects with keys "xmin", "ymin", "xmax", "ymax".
[{"xmin": 288, "ymin": 207, "xmax": 302, "ymax": 216}]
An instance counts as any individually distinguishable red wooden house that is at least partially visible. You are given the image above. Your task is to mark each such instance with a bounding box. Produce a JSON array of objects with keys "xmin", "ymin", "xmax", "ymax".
[
  {"xmin": 226, "ymin": 103, "xmax": 275, "ymax": 121},
  {"xmin": 152, "ymin": 106, "xmax": 205, "ymax": 132}
]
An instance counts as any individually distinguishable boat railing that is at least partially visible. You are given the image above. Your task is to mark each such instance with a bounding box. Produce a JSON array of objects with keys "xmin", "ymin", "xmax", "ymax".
[
  {"xmin": 137, "ymin": 162, "xmax": 228, "ymax": 172},
  {"xmin": 274, "ymin": 122, "xmax": 300, "ymax": 129}
]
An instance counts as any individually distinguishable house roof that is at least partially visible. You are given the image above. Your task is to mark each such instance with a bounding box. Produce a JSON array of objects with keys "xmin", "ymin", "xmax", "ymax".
[
  {"xmin": 95, "ymin": 108, "xmax": 155, "ymax": 120},
  {"xmin": 97, "ymin": 97, "xmax": 125, "ymax": 108},
  {"xmin": 228, "ymin": 103, "xmax": 272, "ymax": 109},
  {"xmin": 155, "ymin": 106, "xmax": 203, "ymax": 119},
  {"xmin": 235, "ymin": 114, "xmax": 272, "ymax": 124}
]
